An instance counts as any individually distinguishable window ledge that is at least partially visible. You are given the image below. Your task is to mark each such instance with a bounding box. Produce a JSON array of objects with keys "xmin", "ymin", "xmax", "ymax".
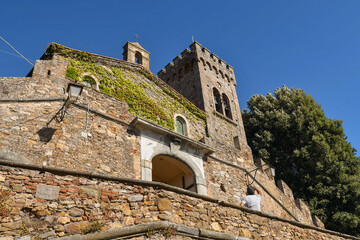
[{"xmin": 213, "ymin": 111, "xmax": 238, "ymax": 126}]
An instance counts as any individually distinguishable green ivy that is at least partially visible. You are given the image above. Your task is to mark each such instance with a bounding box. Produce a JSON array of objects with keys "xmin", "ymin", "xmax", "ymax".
[
  {"xmin": 49, "ymin": 42, "xmax": 206, "ymax": 131},
  {"xmin": 66, "ymin": 67, "xmax": 79, "ymax": 81},
  {"xmin": 46, "ymin": 43, "xmax": 94, "ymax": 62}
]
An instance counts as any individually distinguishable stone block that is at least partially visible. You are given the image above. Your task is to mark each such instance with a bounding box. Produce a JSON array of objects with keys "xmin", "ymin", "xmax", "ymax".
[
  {"xmin": 69, "ymin": 207, "xmax": 84, "ymax": 217},
  {"xmin": 157, "ymin": 198, "xmax": 172, "ymax": 211},
  {"xmin": 65, "ymin": 221, "xmax": 90, "ymax": 234},
  {"xmin": 127, "ymin": 194, "xmax": 143, "ymax": 202},
  {"xmin": 35, "ymin": 184, "xmax": 60, "ymax": 200},
  {"xmin": 79, "ymin": 186, "xmax": 100, "ymax": 200}
]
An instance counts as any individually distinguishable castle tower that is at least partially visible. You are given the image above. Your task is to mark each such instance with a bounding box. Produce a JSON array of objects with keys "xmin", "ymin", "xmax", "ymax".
[
  {"xmin": 158, "ymin": 42, "xmax": 250, "ymax": 158},
  {"xmin": 123, "ymin": 42, "xmax": 150, "ymax": 69}
]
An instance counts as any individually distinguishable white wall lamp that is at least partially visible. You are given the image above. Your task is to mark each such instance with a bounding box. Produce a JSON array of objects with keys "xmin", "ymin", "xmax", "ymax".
[
  {"xmin": 58, "ymin": 83, "xmax": 83, "ymax": 121},
  {"xmin": 67, "ymin": 83, "xmax": 83, "ymax": 102},
  {"xmin": 46, "ymin": 82, "xmax": 84, "ymax": 125}
]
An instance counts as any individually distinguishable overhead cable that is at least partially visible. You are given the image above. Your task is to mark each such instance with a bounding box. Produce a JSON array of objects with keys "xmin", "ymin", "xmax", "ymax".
[{"xmin": 0, "ymin": 35, "xmax": 34, "ymax": 66}]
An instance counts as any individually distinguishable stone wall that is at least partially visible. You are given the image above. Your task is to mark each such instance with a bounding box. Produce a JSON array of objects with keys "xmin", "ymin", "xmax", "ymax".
[
  {"xmin": 0, "ymin": 164, "xmax": 357, "ymax": 240},
  {"xmin": 0, "ymin": 75, "xmax": 140, "ymax": 178}
]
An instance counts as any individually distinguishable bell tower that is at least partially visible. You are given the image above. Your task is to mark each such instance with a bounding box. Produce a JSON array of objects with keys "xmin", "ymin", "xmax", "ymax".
[{"xmin": 123, "ymin": 42, "xmax": 150, "ymax": 69}]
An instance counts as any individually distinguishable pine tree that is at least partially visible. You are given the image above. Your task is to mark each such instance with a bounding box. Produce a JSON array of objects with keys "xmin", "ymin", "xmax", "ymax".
[{"xmin": 242, "ymin": 86, "xmax": 360, "ymax": 236}]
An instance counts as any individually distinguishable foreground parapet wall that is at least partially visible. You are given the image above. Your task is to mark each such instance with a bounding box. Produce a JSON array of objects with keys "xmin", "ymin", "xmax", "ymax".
[{"xmin": 0, "ymin": 164, "xmax": 357, "ymax": 240}]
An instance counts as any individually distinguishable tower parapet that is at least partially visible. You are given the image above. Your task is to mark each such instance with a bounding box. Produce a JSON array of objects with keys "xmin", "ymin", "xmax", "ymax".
[{"xmin": 158, "ymin": 41, "xmax": 236, "ymax": 86}]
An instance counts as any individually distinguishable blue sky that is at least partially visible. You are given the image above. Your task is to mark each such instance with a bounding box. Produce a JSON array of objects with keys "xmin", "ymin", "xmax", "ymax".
[{"xmin": 1, "ymin": 0, "xmax": 359, "ymax": 155}]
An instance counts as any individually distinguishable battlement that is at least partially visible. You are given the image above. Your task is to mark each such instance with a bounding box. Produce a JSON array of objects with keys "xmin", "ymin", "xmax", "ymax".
[{"xmin": 158, "ymin": 42, "xmax": 236, "ymax": 86}]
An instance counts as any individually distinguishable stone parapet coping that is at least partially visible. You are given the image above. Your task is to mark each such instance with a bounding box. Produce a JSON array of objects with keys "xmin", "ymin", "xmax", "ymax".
[
  {"xmin": 55, "ymin": 221, "xmax": 248, "ymax": 240},
  {"xmin": 0, "ymin": 160, "xmax": 359, "ymax": 240},
  {"xmin": 130, "ymin": 117, "xmax": 216, "ymax": 155},
  {"xmin": 208, "ymin": 155, "xmax": 300, "ymax": 222}
]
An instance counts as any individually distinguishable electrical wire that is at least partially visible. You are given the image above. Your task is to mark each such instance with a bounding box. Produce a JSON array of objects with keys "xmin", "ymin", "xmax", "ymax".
[{"xmin": 0, "ymin": 35, "xmax": 34, "ymax": 66}]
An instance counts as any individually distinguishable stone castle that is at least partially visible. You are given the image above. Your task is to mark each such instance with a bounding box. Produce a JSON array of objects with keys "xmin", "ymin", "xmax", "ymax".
[{"xmin": 0, "ymin": 41, "xmax": 357, "ymax": 239}]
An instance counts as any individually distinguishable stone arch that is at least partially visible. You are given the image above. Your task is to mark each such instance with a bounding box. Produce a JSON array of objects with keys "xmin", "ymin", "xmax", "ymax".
[
  {"xmin": 81, "ymin": 73, "xmax": 99, "ymax": 90},
  {"xmin": 135, "ymin": 51, "xmax": 143, "ymax": 64},
  {"xmin": 0, "ymin": 149, "xmax": 31, "ymax": 164},
  {"xmin": 152, "ymin": 155, "xmax": 196, "ymax": 192},
  {"xmin": 141, "ymin": 142, "xmax": 207, "ymax": 195}
]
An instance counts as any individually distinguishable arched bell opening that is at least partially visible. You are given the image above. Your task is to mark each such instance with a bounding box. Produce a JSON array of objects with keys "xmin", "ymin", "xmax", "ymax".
[
  {"xmin": 152, "ymin": 154, "xmax": 196, "ymax": 193},
  {"xmin": 135, "ymin": 51, "xmax": 143, "ymax": 64}
]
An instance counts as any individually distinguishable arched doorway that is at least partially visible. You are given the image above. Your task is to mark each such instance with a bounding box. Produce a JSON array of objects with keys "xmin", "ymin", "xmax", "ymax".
[{"xmin": 152, "ymin": 155, "xmax": 196, "ymax": 192}]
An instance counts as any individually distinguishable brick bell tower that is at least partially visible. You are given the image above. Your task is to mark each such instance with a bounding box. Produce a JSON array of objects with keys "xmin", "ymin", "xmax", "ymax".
[{"xmin": 158, "ymin": 42, "xmax": 250, "ymax": 158}]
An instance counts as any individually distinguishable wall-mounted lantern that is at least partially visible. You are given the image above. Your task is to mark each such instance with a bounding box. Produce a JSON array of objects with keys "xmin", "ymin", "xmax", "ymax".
[
  {"xmin": 67, "ymin": 83, "xmax": 83, "ymax": 102},
  {"xmin": 46, "ymin": 82, "xmax": 84, "ymax": 125}
]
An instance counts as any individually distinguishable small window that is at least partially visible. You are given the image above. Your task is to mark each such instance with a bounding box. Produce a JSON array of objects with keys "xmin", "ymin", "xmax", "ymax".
[
  {"xmin": 234, "ymin": 136, "xmax": 241, "ymax": 150},
  {"xmin": 176, "ymin": 116, "xmax": 186, "ymax": 135},
  {"xmin": 213, "ymin": 88, "xmax": 223, "ymax": 114},
  {"xmin": 222, "ymin": 93, "xmax": 232, "ymax": 119},
  {"xmin": 47, "ymin": 70, "xmax": 51, "ymax": 77}
]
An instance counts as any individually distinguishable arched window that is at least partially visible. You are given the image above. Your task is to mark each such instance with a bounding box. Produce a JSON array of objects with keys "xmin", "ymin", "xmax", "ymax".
[
  {"xmin": 83, "ymin": 75, "xmax": 96, "ymax": 87},
  {"xmin": 176, "ymin": 116, "xmax": 186, "ymax": 135},
  {"xmin": 152, "ymin": 155, "xmax": 196, "ymax": 192},
  {"xmin": 135, "ymin": 51, "xmax": 142, "ymax": 64},
  {"xmin": 213, "ymin": 88, "xmax": 223, "ymax": 114},
  {"xmin": 222, "ymin": 93, "xmax": 232, "ymax": 119}
]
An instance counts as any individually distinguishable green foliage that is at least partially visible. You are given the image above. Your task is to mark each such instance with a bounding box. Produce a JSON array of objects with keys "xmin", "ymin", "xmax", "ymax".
[
  {"xmin": 66, "ymin": 67, "xmax": 79, "ymax": 81},
  {"xmin": 242, "ymin": 86, "xmax": 360, "ymax": 236},
  {"xmin": 46, "ymin": 43, "xmax": 94, "ymax": 62},
  {"xmin": 61, "ymin": 57, "xmax": 206, "ymax": 131},
  {"xmin": 83, "ymin": 75, "xmax": 96, "ymax": 87}
]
